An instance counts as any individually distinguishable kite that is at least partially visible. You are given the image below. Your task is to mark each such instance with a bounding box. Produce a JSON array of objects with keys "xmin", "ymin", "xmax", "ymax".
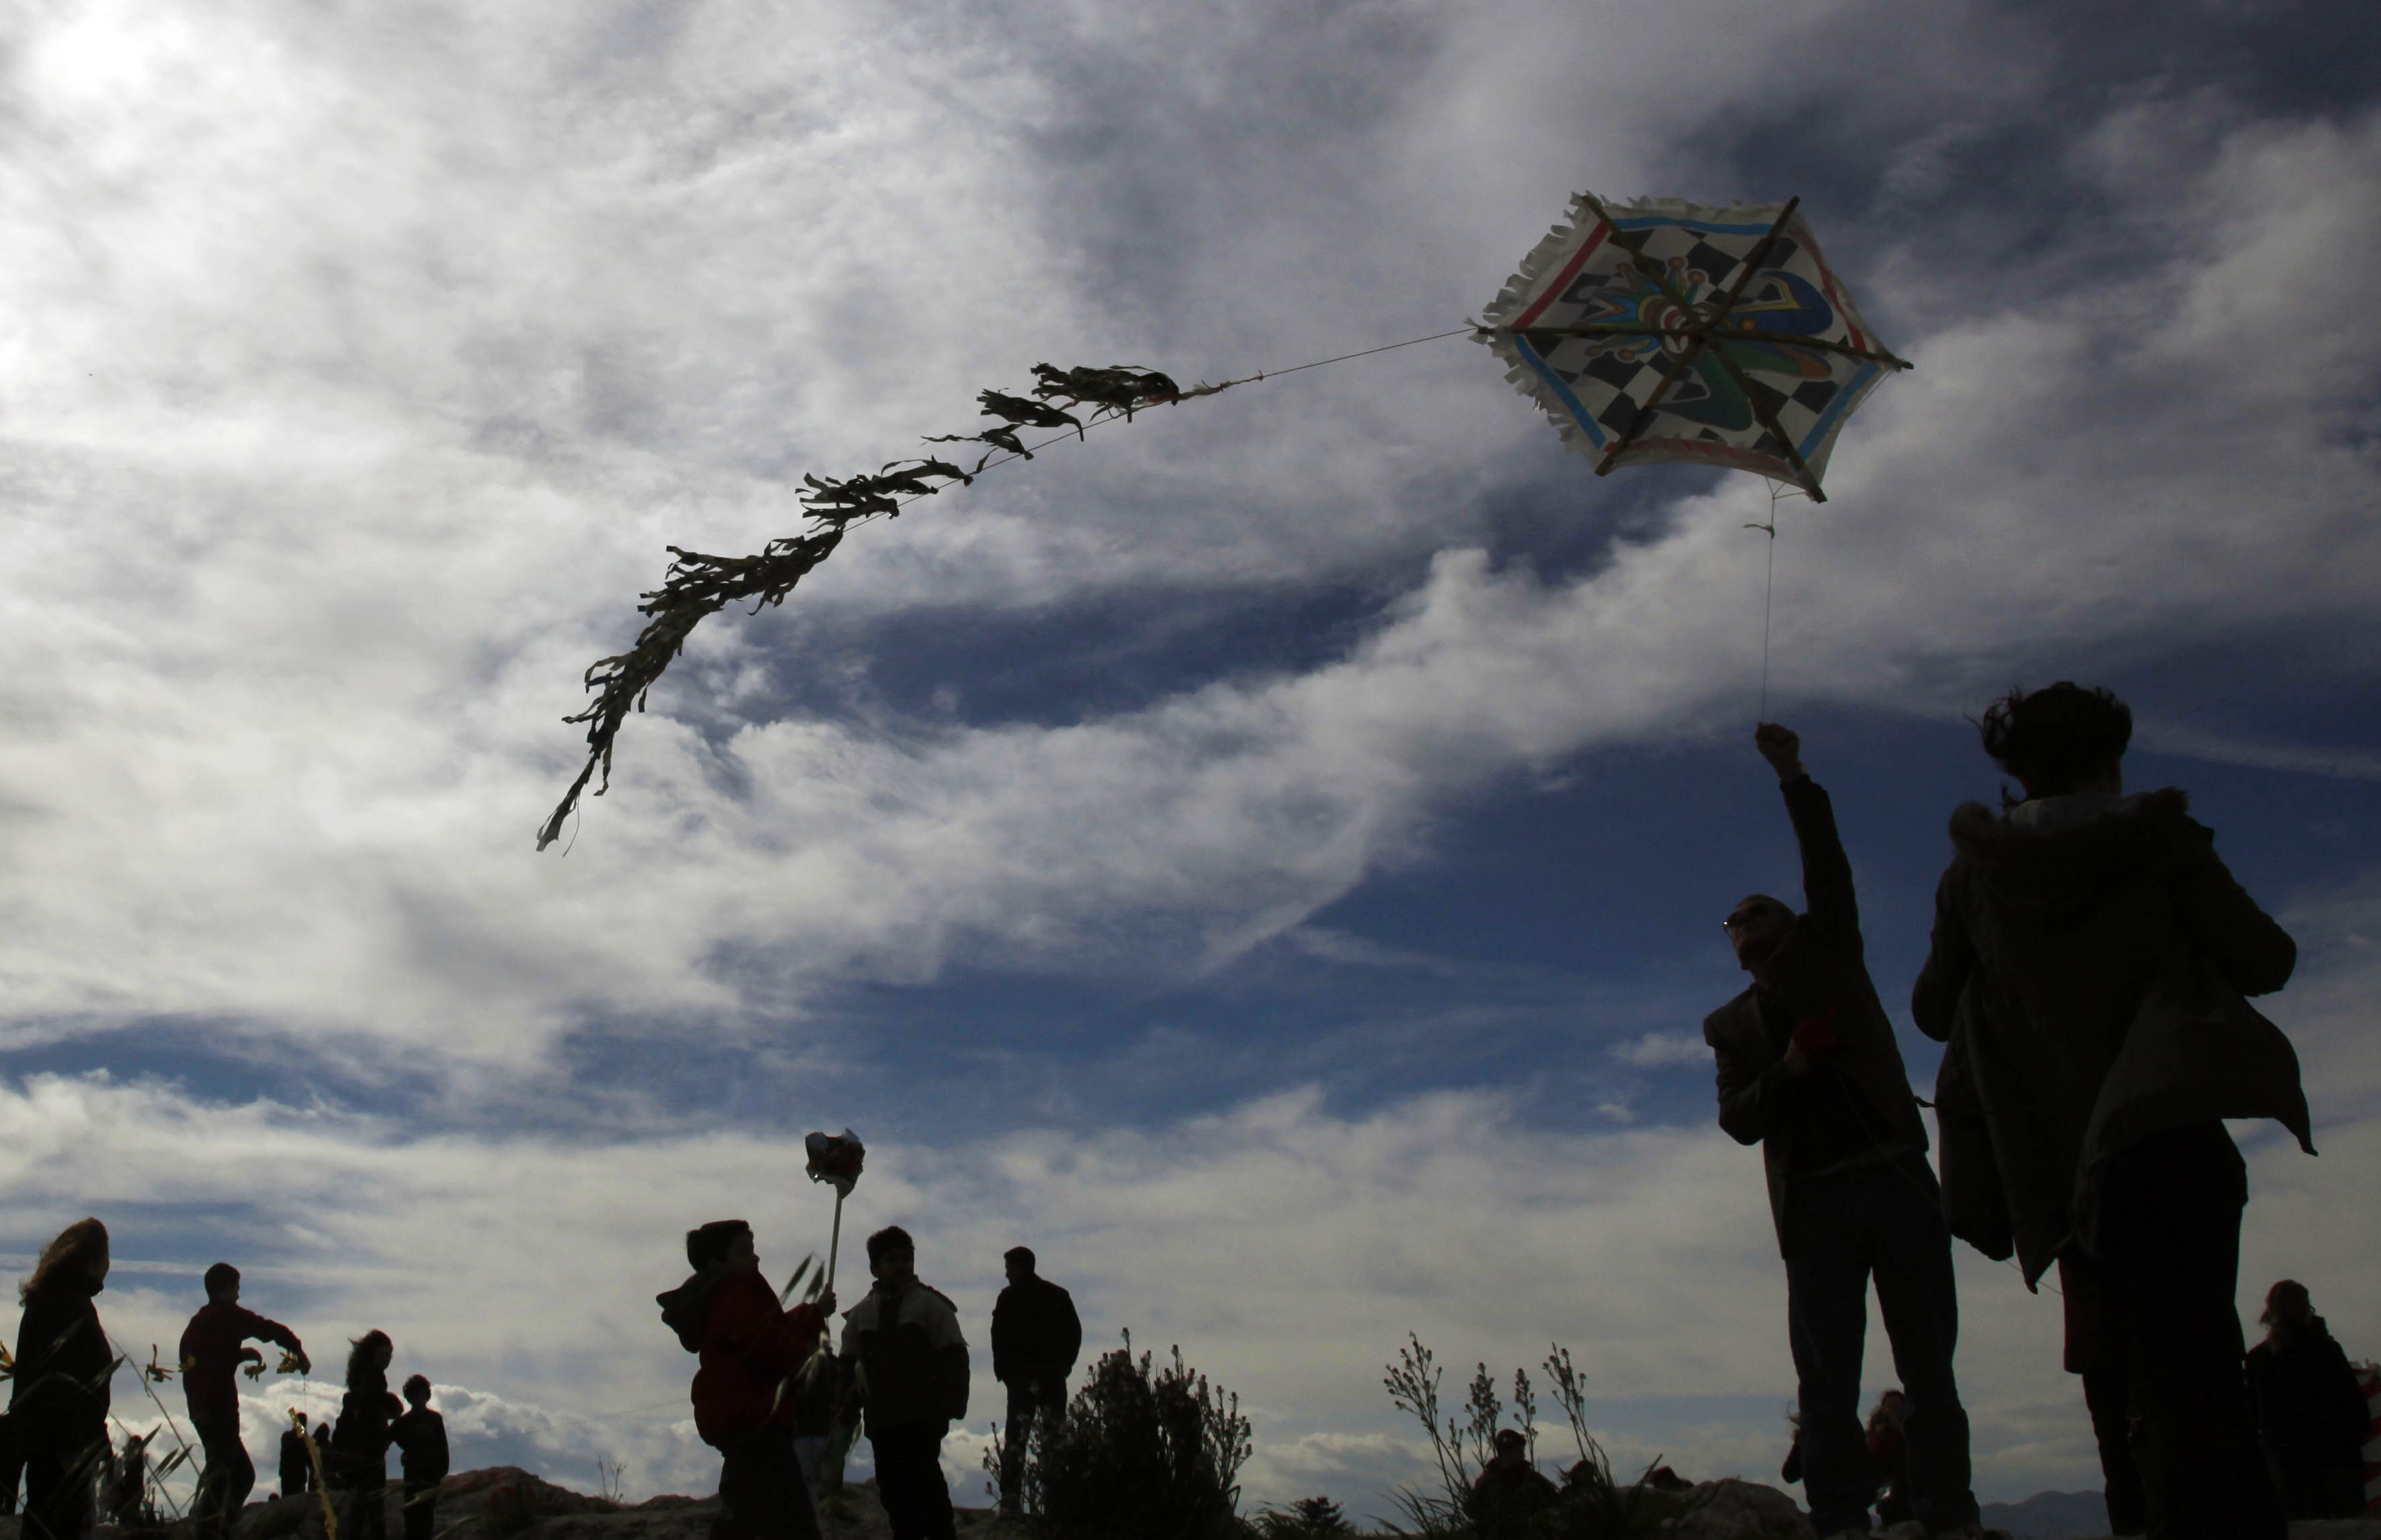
[
  {"xmin": 1474, "ymin": 192, "xmax": 1908, "ymax": 501},
  {"xmin": 540, "ymin": 192, "xmax": 1906, "ymax": 841}
]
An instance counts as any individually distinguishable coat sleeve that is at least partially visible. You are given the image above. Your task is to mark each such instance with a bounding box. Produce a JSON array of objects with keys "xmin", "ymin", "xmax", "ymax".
[
  {"xmin": 1910, "ymin": 867, "xmax": 1974, "ymax": 1043},
  {"xmin": 927, "ymin": 1293, "xmax": 969, "ymax": 1422},
  {"xmin": 1055, "ymin": 1287, "xmax": 1082, "ymax": 1375},
  {"xmin": 1707, "ymin": 1006, "xmax": 1794, "ymax": 1145},
  {"xmin": 2173, "ymin": 842, "xmax": 2296, "ymax": 997},
  {"xmin": 1782, "ymin": 778, "xmax": 1861, "ymax": 954},
  {"xmin": 238, "ymin": 1307, "xmax": 304, "ymax": 1353},
  {"xmin": 990, "ymin": 1289, "xmax": 1014, "ymax": 1385}
]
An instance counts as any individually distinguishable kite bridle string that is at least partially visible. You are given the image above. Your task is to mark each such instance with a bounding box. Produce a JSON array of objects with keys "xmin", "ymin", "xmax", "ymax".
[{"xmin": 1746, "ymin": 482, "xmax": 1792, "ymax": 721}]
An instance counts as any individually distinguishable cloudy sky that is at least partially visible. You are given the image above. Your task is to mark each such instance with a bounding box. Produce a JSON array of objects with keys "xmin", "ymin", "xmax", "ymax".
[{"xmin": 3, "ymin": 0, "xmax": 2379, "ymax": 1519}]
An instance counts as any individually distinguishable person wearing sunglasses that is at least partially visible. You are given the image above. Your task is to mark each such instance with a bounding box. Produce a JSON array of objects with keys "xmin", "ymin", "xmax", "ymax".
[{"xmin": 1703, "ymin": 724, "xmax": 1979, "ymax": 1539}]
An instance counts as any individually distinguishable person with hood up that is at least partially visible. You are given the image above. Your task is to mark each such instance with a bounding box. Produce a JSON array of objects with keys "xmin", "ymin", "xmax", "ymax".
[
  {"xmin": 658, "ymin": 1220, "xmax": 835, "ymax": 1540},
  {"xmin": 10, "ymin": 1218, "xmax": 115, "ymax": 1540},
  {"xmin": 839, "ymin": 1226, "xmax": 967, "ymax": 1540},
  {"xmin": 1914, "ymin": 682, "xmax": 2300, "ymax": 1540},
  {"xmin": 182, "ymin": 1262, "xmax": 310, "ymax": 1540},
  {"xmin": 2245, "ymin": 1279, "xmax": 2372, "ymax": 1519},
  {"xmin": 1703, "ymin": 724, "xmax": 1980, "ymax": 1539}
]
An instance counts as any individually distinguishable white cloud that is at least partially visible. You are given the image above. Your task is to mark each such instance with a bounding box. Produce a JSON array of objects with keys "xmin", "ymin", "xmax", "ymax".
[{"xmin": 1611, "ymin": 1032, "xmax": 1710, "ymax": 1070}]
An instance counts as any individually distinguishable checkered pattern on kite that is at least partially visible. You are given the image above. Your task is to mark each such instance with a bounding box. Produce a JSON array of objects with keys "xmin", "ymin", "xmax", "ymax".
[{"xmin": 1478, "ymin": 192, "xmax": 1908, "ymax": 497}]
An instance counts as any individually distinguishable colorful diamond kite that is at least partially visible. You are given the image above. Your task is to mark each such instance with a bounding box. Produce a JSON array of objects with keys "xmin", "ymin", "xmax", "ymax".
[{"xmin": 1478, "ymin": 192, "xmax": 1908, "ymax": 501}]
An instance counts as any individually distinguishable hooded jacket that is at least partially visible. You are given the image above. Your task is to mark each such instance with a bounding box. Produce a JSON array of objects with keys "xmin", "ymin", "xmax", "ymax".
[
  {"xmin": 1703, "ymin": 776, "xmax": 1932, "ymax": 1256},
  {"xmin": 1912, "ymin": 788, "xmax": 2297, "ymax": 1285},
  {"xmin": 658, "ymin": 1270, "xmax": 829, "ymax": 1448},
  {"xmin": 840, "ymin": 1276, "xmax": 968, "ymax": 1434}
]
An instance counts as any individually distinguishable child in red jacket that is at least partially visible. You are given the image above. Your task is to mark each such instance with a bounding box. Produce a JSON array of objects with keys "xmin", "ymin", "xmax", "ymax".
[{"xmin": 660, "ymin": 1221, "xmax": 835, "ymax": 1540}]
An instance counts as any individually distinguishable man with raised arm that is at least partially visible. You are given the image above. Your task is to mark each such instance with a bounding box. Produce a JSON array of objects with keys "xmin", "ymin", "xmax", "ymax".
[
  {"xmin": 182, "ymin": 1263, "xmax": 309, "ymax": 1540},
  {"xmin": 1703, "ymin": 724, "xmax": 1979, "ymax": 1539}
]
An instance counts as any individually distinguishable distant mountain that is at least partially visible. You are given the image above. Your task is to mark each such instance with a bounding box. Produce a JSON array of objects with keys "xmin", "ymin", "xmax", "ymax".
[{"xmin": 1979, "ymin": 1489, "xmax": 2110, "ymax": 1539}]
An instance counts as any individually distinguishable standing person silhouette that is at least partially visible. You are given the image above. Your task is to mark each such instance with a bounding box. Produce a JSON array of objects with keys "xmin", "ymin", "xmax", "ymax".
[
  {"xmin": 656, "ymin": 1218, "xmax": 835, "ymax": 1540},
  {"xmin": 840, "ymin": 1228, "xmax": 967, "ymax": 1540},
  {"xmin": 9, "ymin": 1218, "xmax": 115, "ymax": 1540},
  {"xmin": 332, "ymin": 1332, "xmax": 402, "ymax": 1540},
  {"xmin": 1914, "ymin": 682, "xmax": 2299, "ymax": 1540},
  {"xmin": 182, "ymin": 1263, "xmax": 310, "ymax": 1540},
  {"xmin": 1703, "ymin": 724, "xmax": 1980, "ymax": 1539},
  {"xmin": 2246, "ymin": 1280, "xmax": 2370, "ymax": 1519},
  {"xmin": 391, "ymin": 1376, "xmax": 449, "ymax": 1540},
  {"xmin": 278, "ymin": 1418, "xmax": 312, "ymax": 1502},
  {"xmin": 989, "ymin": 1246, "xmax": 1080, "ymax": 1516}
]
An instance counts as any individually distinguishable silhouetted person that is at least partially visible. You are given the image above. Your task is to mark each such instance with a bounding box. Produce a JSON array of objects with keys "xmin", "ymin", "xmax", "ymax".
[
  {"xmin": 2246, "ymin": 1280, "xmax": 2370, "ymax": 1519},
  {"xmin": 10, "ymin": 1218, "xmax": 115, "ymax": 1540},
  {"xmin": 183, "ymin": 1262, "xmax": 310, "ymax": 1540},
  {"xmin": 839, "ymin": 1226, "xmax": 966, "ymax": 1540},
  {"xmin": 105, "ymin": 1430, "xmax": 147, "ymax": 1526},
  {"xmin": 1469, "ymin": 1429, "xmax": 1556, "ymax": 1534},
  {"xmin": 1915, "ymin": 682, "xmax": 2298, "ymax": 1540},
  {"xmin": 989, "ymin": 1246, "xmax": 1081, "ymax": 1515},
  {"xmin": 1867, "ymin": 1389, "xmax": 1911, "ymax": 1523},
  {"xmin": 0, "ymin": 1408, "xmax": 20, "ymax": 1516},
  {"xmin": 1703, "ymin": 725, "xmax": 1979, "ymax": 1539},
  {"xmin": 391, "ymin": 1375, "xmax": 449, "ymax": 1540},
  {"xmin": 332, "ymin": 1331, "xmax": 402, "ymax": 1540},
  {"xmin": 657, "ymin": 1218, "xmax": 835, "ymax": 1540},
  {"xmin": 279, "ymin": 1419, "xmax": 313, "ymax": 1501}
]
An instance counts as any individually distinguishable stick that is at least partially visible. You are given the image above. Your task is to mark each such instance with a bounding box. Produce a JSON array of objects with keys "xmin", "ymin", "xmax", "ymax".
[{"xmin": 825, "ymin": 1189, "xmax": 845, "ymax": 1297}]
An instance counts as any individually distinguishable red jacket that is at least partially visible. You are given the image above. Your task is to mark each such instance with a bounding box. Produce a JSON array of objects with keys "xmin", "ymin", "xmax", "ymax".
[
  {"xmin": 690, "ymin": 1273, "xmax": 829, "ymax": 1448},
  {"xmin": 179, "ymin": 1302, "xmax": 301, "ymax": 1422}
]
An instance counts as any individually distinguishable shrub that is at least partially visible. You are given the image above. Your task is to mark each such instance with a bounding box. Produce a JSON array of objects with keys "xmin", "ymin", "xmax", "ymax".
[
  {"xmin": 990, "ymin": 1330, "xmax": 1252, "ymax": 1540},
  {"xmin": 1380, "ymin": 1335, "xmax": 1686, "ymax": 1539},
  {"xmin": 1250, "ymin": 1496, "xmax": 1355, "ymax": 1537}
]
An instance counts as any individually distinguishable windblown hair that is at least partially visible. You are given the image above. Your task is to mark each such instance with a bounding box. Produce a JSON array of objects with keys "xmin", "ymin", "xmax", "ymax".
[
  {"xmin": 865, "ymin": 1226, "xmax": 915, "ymax": 1267},
  {"xmin": 21, "ymin": 1217, "xmax": 108, "ymax": 1303},
  {"xmin": 1977, "ymin": 682, "xmax": 2132, "ymax": 802},
  {"xmin": 2260, "ymin": 1279, "xmax": 2319, "ymax": 1346},
  {"xmin": 686, "ymin": 1219, "xmax": 751, "ymax": 1273},
  {"xmin": 347, "ymin": 1329, "xmax": 393, "ymax": 1389}
]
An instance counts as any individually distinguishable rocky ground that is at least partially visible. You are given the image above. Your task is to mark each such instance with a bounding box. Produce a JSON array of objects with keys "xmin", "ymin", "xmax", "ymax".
[{"xmin": 1, "ymin": 1468, "xmax": 2372, "ymax": 1540}]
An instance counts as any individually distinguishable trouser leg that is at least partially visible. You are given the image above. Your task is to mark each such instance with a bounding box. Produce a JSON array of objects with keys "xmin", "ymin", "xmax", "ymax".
[
  {"xmin": 2097, "ymin": 1124, "xmax": 2283, "ymax": 1540},
  {"xmin": 1782, "ymin": 1179, "xmax": 1875, "ymax": 1536},
  {"xmin": 2079, "ymin": 1365, "xmax": 2144, "ymax": 1532},
  {"xmin": 1000, "ymin": 1384, "xmax": 1033, "ymax": 1509},
  {"xmin": 402, "ymin": 1480, "xmax": 440, "ymax": 1540},
  {"xmin": 869, "ymin": 1425, "xmax": 955, "ymax": 1540},
  {"xmin": 25, "ymin": 1429, "xmax": 105, "ymax": 1540},
  {"xmin": 193, "ymin": 1411, "xmax": 256, "ymax": 1540},
  {"xmin": 714, "ymin": 1426, "xmax": 820, "ymax": 1540},
  {"xmin": 1870, "ymin": 1161, "xmax": 1980, "ymax": 1531}
]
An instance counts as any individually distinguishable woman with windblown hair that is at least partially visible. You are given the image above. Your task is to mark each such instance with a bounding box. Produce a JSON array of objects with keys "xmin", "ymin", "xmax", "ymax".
[
  {"xmin": 2246, "ymin": 1280, "xmax": 2372, "ymax": 1519},
  {"xmin": 331, "ymin": 1330, "xmax": 403, "ymax": 1540},
  {"xmin": 10, "ymin": 1218, "xmax": 116, "ymax": 1540}
]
